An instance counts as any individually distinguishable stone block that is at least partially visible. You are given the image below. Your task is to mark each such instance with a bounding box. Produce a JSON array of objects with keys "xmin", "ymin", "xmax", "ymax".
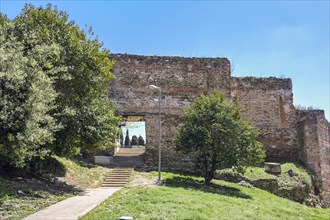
[
  {"xmin": 94, "ymin": 156, "xmax": 112, "ymax": 165},
  {"xmin": 264, "ymin": 162, "xmax": 281, "ymax": 174}
]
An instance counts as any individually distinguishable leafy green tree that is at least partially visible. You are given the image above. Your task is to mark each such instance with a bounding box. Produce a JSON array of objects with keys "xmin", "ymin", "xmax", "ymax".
[
  {"xmin": 175, "ymin": 92, "xmax": 265, "ymax": 184},
  {"xmin": 0, "ymin": 15, "xmax": 61, "ymax": 169},
  {"xmin": 131, "ymin": 135, "xmax": 138, "ymax": 145},
  {"xmin": 11, "ymin": 4, "xmax": 119, "ymax": 156},
  {"xmin": 138, "ymin": 135, "xmax": 145, "ymax": 146}
]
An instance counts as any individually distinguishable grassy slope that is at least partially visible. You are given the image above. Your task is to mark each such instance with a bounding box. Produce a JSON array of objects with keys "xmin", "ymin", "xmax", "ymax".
[
  {"xmin": 55, "ymin": 156, "xmax": 111, "ymax": 188},
  {"xmin": 0, "ymin": 156, "xmax": 110, "ymax": 220},
  {"xmin": 243, "ymin": 163, "xmax": 312, "ymax": 183},
  {"xmin": 82, "ymin": 171, "xmax": 330, "ymax": 220}
]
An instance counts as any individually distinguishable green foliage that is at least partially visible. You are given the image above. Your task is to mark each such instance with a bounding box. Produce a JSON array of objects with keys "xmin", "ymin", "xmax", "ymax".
[
  {"xmin": 124, "ymin": 130, "xmax": 130, "ymax": 147},
  {"xmin": 0, "ymin": 14, "xmax": 61, "ymax": 169},
  {"xmin": 131, "ymin": 135, "xmax": 138, "ymax": 145},
  {"xmin": 11, "ymin": 4, "xmax": 119, "ymax": 156},
  {"xmin": 0, "ymin": 4, "xmax": 120, "ymax": 171},
  {"xmin": 175, "ymin": 92, "xmax": 265, "ymax": 184},
  {"xmin": 138, "ymin": 135, "xmax": 145, "ymax": 146},
  {"xmin": 215, "ymin": 163, "xmax": 314, "ymax": 204}
]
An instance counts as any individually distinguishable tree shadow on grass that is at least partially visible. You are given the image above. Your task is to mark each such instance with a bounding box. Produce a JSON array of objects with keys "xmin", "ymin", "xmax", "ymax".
[
  {"xmin": 164, "ymin": 176, "xmax": 252, "ymax": 200},
  {"xmin": 0, "ymin": 156, "xmax": 87, "ymax": 202},
  {"xmin": 0, "ymin": 175, "xmax": 82, "ymax": 201}
]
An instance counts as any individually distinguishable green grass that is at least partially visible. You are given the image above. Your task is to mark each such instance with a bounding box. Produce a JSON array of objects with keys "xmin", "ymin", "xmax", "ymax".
[
  {"xmin": 0, "ymin": 175, "xmax": 75, "ymax": 220},
  {"xmin": 0, "ymin": 156, "xmax": 111, "ymax": 219},
  {"xmin": 215, "ymin": 163, "xmax": 315, "ymax": 204},
  {"xmin": 277, "ymin": 163, "xmax": 312, "ymax": 190},
  {"xmin": 216, "ymin": 163, "xmax": 312, "ymax": 182},
  {"xmin": 55, "ymin": 156, "xmax": 111, "ymax": 188},
  {"xmin": 81, "ymin": 171, "xmax": 330, "ymax": 220}
]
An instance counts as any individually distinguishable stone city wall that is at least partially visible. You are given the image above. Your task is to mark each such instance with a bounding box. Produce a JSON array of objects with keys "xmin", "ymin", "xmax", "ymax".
[
  {"xmin": 109, "ymin": 53, "xmax": 330, "ymax": 206},
  {"xmin": 109, "ymin": 53, "xmax": 231, "ymax": 165},
  {"xmin": 230, "ymin": 77, "xmax": 299, "ymax": 162}
]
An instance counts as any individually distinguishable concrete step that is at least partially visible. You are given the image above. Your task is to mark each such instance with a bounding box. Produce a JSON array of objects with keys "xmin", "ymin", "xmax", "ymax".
[
  {"xmin": 102, "ymin": 183, "xmax": 126, "ymax": 185},
  {"xmin": 110, "ymin": 170, "xmax": 132, "ymax": 172},
  {"xmin": 103, "ymin": 180, "xmax": 128, "ymax": 183},
  {"xmin": 102, "ymin": 183, "xmax": 126, "ymax": 187},
  {"xmin": 104, "ymin": 176, "xmax": 131, "ymax": 179},
  {"xmin": 106, "ymin": 174, "xmax": 131, "ymax": 177},
  {"xmin": 101, "ymin": 168, "xmax": 133, "ymax": 188},
  {"xmin": 104, "ymin": 177, "xmax": 129, "ymax": 182},
  {"xmin": 116, "ymin": 153, "xmax": 144, "ymax": 155},
  {"xmin": 104, "ymin": 176, "xmax": 130, "ymax": 179}
]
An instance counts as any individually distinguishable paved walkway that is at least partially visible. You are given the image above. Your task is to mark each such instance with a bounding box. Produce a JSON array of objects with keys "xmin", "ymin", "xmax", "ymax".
[{"xmin": 23, "ymin": 187, "xmax": 121, "ymax": 220}]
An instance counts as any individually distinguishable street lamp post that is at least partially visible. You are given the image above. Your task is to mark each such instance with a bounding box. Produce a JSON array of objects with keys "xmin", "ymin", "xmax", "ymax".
[{"xmin": 148, "ymin": 85, "xmax": 162, "ymax": 184}]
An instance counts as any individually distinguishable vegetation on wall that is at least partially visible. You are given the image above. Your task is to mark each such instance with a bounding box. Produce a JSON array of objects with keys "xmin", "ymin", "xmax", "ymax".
[
  {"xmin": 175, "ymin": 92, "xmax": 265, "ymax": 184},
  {"xmin": 0, "ymin": 4, "xmax": 119, "ymax": 173}
]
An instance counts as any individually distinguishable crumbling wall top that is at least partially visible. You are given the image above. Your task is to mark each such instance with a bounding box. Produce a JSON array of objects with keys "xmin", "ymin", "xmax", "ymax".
[
  {"xmin": 111, "ymin": 53, "xmax": 231, "ymax": 75},
  {"xmin": 231, "ymin": 76, "xmax": 292, "ymax": 90}
]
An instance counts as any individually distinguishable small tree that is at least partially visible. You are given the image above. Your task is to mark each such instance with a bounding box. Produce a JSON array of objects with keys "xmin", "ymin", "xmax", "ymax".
[
  {"xmin": 138, "ymin": 135, "xmax": 145, "ymax": 146},
  {"xmin": 175, "ymin": 92, "xmax": 265, "ymax": 184},
  {"xmin": 131, "ymin": 135, "xmax": 138, "ymax": 145},
  {"xmin": 124, "ymin": 130, "xmax": 130, "ymax": 147}
]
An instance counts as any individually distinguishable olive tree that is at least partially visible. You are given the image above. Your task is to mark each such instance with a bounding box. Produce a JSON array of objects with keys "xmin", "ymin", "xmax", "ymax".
[
  {"xmin": 0, "ymin": 4, "xmax": 120, "ymax": 172},
  {"xmin": 175, "ymin": 92, "xmax": 265, "ymax": 184},
  {"xmin": 12, "ymin": 4, "xmax": 119, "ymax": 156},
  {"xmin": 0, "ymin": 15, "xmax": 61, "ymax": 169}
]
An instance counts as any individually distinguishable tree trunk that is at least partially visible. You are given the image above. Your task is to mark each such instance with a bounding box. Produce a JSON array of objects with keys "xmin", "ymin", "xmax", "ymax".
[
  {"xmin": 203, "ymin": 155, "xmax": 208, "ymax": 183},
  {"xmin": 204, "ymin": 158, "xmax": 217, "ymax": 185}
]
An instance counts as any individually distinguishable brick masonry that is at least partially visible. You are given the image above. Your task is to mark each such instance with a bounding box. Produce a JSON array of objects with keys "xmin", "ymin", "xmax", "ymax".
[{"xmin": 109, "ymin": 53, "xmax": 330, "ymax": 206}]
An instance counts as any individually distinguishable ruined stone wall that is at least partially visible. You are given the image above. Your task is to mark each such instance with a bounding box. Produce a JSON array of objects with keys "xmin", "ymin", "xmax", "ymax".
[
  {"xmin": 230, "ymin": 77, "xmax": 299, "ymax": 161},
  {"xmin": 109, "ymin": 53, "xmax": 329, "ymax": 206},
  {"xmin": 109, "ymin": 54, "xmax": 231, "ymax": 164},
  {"xmin": 298, "ymin": 110, "xmax": 330, "ymax": 206}
]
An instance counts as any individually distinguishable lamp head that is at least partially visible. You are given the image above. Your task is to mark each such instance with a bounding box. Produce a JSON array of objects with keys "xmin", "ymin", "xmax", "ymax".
[{"xmin": 148, "ymin": 84, "xmax": 160, "ymax": 90}]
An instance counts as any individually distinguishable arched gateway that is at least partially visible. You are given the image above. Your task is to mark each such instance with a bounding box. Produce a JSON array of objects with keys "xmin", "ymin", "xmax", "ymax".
[{"xmin": 109, "ymin": 53, "xmax": 330, "ymax": 206}]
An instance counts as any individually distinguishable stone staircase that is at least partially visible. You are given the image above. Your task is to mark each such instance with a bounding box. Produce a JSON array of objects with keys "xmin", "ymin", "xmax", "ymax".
[
  {"xmin": 102, "ymin": 148, "xmax": 145, "ymax": 187},
  {"xmin": 102, "ymin": 168, "xmax": 133, "ymax": 187},
  {"xmin": 112, "ymin": 148, "xmax": 145, "ymax": 167}
]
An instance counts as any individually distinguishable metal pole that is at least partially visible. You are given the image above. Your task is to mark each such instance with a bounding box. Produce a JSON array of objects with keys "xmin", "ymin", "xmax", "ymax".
[
  {"xmin": 148, "ymin": 84, "xmax": 162, "ymax": 185},
  {"xmin": 158, "ymin": 88, "xmax": 162, "ymax": 184}
]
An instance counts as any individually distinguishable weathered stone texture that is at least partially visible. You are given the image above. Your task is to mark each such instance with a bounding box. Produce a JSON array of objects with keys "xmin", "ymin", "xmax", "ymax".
[
  {"xmin": 109, "ymin": 53, "xmax": 330, "ymax": 206},
  {"xmin": 110, "ymin": 54, "xmax": 231, "ymax": 165},
  {"xmin": 231, "ymin": 77, "xmax": 299, "ymax": 162},
  {"xmin": 298, "ymin": 110, "xmax": 330, "ymax": 206}
]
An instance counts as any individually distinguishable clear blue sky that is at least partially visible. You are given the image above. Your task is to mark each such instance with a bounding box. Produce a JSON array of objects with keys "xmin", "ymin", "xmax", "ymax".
[{"xmin": 1, "ymin": 1, "xmax": 329, "ymax": 119}]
